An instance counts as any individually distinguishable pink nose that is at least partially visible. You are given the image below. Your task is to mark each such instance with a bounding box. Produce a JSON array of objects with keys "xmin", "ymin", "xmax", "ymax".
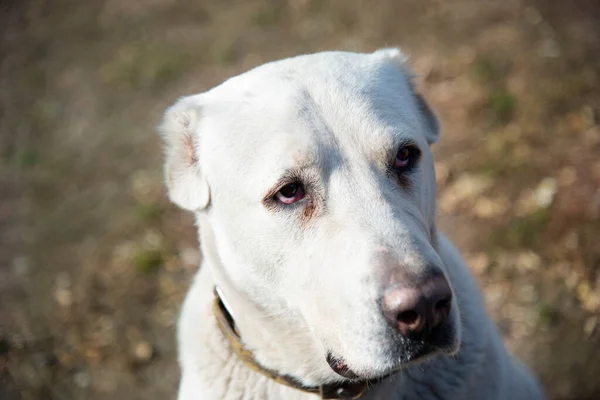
[{"xmin": 381, "ymin": 274, "xmax": 452, "ymax": 339}]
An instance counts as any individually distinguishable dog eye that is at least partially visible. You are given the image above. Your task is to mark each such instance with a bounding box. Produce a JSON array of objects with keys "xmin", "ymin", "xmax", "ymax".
[
  {"xmin": 275, "ymin": 182, "xmax": 305, "ymax": 204},
  {"xmin": 394, "ymin": 145, "xmax": 420, "ymax": 171}
]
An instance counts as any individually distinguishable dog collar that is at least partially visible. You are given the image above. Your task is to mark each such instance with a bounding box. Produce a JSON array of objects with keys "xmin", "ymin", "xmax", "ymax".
[{"xmin": 212, "ymin": 287, "xmax": 368, "ymax": 399}]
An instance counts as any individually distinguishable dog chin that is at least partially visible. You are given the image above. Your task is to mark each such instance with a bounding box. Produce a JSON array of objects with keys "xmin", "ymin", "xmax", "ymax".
[
  {"xmin": 327, "ymin": 323, "xmax": 460, "ymax": 381},
  {"xmin": 328, "ymin": 347, "xmax": 454, "ymax": 382}
]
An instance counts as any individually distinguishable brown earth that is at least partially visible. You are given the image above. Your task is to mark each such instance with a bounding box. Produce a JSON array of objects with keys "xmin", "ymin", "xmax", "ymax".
[{"xmin": 1, "ymin": 0, "xmax": 599, "ymax": 399}]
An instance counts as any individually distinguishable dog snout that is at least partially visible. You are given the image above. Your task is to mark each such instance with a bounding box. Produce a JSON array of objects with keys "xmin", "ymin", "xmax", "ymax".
[{"xmin": 381, "ymin": 273, "xmax": 452, "ymax": 340}]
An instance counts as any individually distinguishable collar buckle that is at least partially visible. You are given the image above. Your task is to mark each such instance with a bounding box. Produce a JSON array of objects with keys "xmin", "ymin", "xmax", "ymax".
[{"xmin": 319, "ymin": 381, "xmax": 368, "ymax": 399}]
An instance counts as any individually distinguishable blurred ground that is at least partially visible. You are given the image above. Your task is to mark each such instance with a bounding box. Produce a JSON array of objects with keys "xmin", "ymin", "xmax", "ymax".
[{"xmin": 1, "ymin": 0, "xmax": 599, "ymax": 399}]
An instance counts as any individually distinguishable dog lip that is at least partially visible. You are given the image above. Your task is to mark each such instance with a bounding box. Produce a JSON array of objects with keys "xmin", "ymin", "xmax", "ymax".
[{"xmin": 326, "ymin": 352, "xmax": 360, "ymax": 379}]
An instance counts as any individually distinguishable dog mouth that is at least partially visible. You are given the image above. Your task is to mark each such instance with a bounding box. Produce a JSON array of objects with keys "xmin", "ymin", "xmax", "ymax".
[
  {"xmin": 326, "ymin": 351, "xmax": 406, "ymax": 381},
  {"xmin": 325, "ymin": 331, "xmax": 458, "ymax": 381},
  {"xmin": 325, "ymin": 349, "xmax": 432, "ymax": 382},
  {"xmin": 326, "ymin": 352, "xmax": 359, "ymax": 379},
  {"xmin": 325, "ymin": 350, "xmax": 422, "ymax": 381}
]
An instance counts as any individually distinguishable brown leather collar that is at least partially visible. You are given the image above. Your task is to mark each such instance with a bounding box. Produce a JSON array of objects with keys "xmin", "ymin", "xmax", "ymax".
[{"xmin": 212, "ymin": 288, "xmax": 368, "ymax": 399}]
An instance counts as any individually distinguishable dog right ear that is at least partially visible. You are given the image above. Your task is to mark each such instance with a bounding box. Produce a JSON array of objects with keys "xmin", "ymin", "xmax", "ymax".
[{"xmin": 159, "ymin": 95, "xmax": 210, "ymax": 211}]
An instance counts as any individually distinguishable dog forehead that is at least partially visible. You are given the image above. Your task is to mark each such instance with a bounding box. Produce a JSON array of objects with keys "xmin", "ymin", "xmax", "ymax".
[
  {"xmin": 202, "ymin": 81, "xmax": 321, "ymax": 156},
  {"xmin": 200, "ymin": 51, "xmax": 424, "ymax": 182},
  {"xmin": 199, "ymin": 86, "xmax": 324, "ymax": 198},
  {"xmin": 207, "ymin": 50, "xmax": 419, "ymax": 126}
]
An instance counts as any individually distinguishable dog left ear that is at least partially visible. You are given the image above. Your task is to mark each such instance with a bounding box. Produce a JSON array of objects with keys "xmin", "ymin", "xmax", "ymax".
[
  {"xmin": 373, "ymin": 48, "xmax": 441, "ymax": 145},
  {"xmin": 412, "ymin": 91, "xmax": 440, "ymax": 145}
]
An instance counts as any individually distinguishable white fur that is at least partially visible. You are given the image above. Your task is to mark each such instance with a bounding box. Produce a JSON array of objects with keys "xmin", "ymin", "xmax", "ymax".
[{"xmin": 160, "ymin": 49, "xmax": 545, "ymax": 400}]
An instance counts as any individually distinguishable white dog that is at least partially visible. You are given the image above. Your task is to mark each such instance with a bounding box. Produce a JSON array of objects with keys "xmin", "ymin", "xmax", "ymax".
[{"xmin": 160, "ymin": 49, "xmax": 545, "ymax": 400}]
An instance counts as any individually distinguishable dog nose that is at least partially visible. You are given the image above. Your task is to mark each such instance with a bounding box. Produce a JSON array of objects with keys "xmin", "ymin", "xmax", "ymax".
[{"xmin": 381, "ymin": 274, "xmax": 452, "ymax": 339}]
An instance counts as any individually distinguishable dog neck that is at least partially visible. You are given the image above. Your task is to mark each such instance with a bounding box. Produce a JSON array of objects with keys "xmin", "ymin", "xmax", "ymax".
[
  {"xmin": 197, "ymin": 219, "xmax": 341, "ymax": 388},
  {"xmin": 213, "ymin": 286, "xmax": 369, "ymax": 399}
]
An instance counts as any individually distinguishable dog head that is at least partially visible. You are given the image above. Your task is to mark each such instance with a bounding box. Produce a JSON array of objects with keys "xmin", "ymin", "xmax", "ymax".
[{"xmin": 161, "ymin": 49, "xmax": 460, "ymax": 383}]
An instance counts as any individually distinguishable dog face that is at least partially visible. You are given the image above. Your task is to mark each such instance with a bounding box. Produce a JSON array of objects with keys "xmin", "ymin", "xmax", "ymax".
[{"xmin": 161, "ymin": 49, "xmax": 460, "ymax": 382}]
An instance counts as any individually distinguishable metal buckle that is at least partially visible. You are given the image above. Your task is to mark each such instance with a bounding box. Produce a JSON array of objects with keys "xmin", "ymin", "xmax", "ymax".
[{"xmin": 319, "ymin": 381, "xmax": 367, "ymax": 399}]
